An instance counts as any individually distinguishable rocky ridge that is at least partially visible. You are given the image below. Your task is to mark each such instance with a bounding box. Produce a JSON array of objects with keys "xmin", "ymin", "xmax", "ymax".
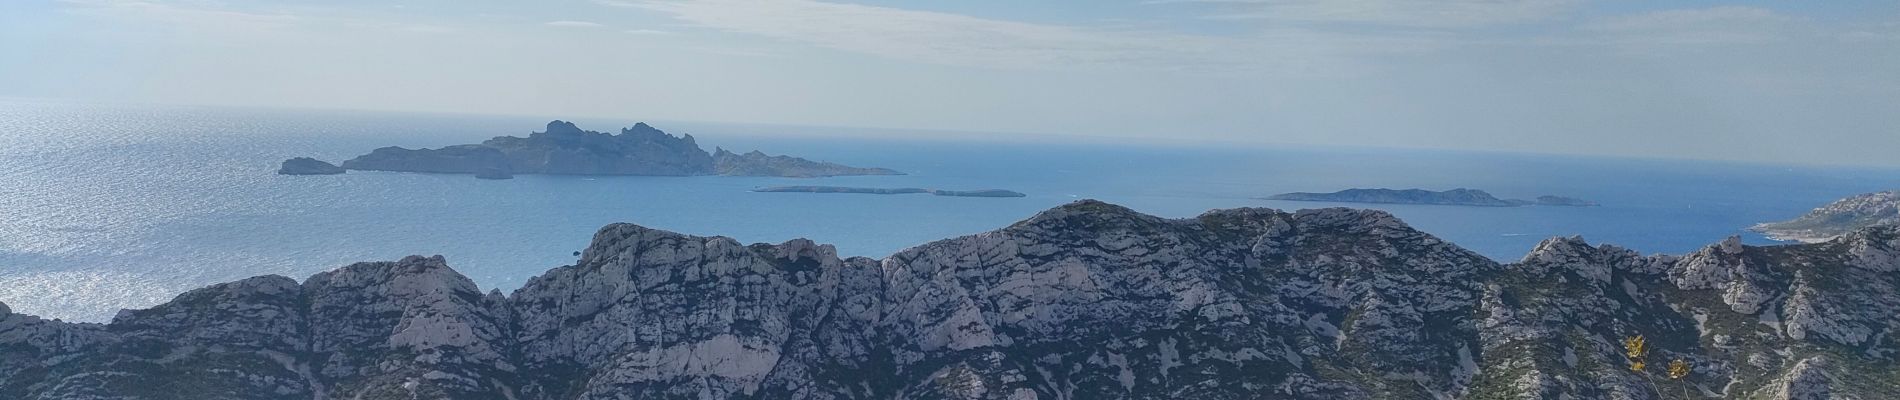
[{"xmin": 3, "ymin": 200, "xmax": 1896, "ymax": 399}]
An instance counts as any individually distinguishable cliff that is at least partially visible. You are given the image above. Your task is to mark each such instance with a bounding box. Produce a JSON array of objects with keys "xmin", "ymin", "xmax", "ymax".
[{"xmin": 4, "ymin": 200, "xmax": 1895, "ymax": 399}]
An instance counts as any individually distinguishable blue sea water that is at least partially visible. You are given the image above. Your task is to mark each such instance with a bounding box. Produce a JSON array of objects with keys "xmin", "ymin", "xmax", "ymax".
[{"xmin": 4, "ymin": 99, "xmax": 1898, "ymax": 322}]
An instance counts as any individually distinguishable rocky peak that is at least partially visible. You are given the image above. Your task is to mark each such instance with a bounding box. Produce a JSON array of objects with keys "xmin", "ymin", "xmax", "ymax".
[
  {"xmin": 1517, "ymin": 235, "xmax": 1610, "ymax": 280},
  {"xmin": 108, "ymin": 274, "xmax": 305, "ymax": 351},
  {"xmin": 302, "ymin": 255, "xmax": 517, "ymax": 398},
  {"xmin": 1290, "ymin": 206, "xmax": 1411, "ymax": 233},
  {"xmin": 1769, "ymin": 357, "xmax": 1835, "ymax": 400},
  {"xmin": 540, "ymin": 120, "xmax": 584, "ymax": 136},
  {"xmin": 1004, "ymin": 199, "xmax": 1166, "ymax": 233},
  {"xmin": 1521, "ymin": 235, "xmax": 1593, "ymax": 262},
  {"xmin": 1719, "ymin": 235, "xmax": 1745, "ymax": 254},
  {"xmin": 619, "ymin": 121, "xmax": 668, "ymax": 138},
  {"xmin": 1840, "ymin": 225, "xmax": 1900, "ymax": 272}
]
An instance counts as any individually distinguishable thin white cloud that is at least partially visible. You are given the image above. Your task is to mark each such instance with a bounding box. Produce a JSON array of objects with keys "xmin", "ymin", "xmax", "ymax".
[
  {"xmin": 1583, "ymin": 6, "xmax": 1802, "ymax": 45},
  {"xmin": 623, "ymin": 29, "xmax": 674, "ymax": 35},
  {"xmin": 608, "ymin": 0, "xmax": 1426, "ymax": 72},
  {"xmin": 622, "ymin": 0, "xmax": 1221, "ymax": 69},
  {"xmin": 1153, "ymin": 0, "xmax": 1580, "ymax": 28},
  {"xmin": 546, "ymin": 20, "xmax": 607, "ymax": 28},
  {"xmin": 59, "ymin": 0, "xmax": 302, "ymax": 32}
]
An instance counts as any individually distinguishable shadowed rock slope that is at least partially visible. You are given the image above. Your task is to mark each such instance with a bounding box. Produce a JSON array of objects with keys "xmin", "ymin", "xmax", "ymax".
[{"xmin": 3, "ymin": 200, "xmax": 1896, "ymax": 399}]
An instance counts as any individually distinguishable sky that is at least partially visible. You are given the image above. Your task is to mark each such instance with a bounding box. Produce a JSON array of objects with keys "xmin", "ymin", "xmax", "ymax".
[{"xmin": 2, "ymin": 0, "xmax": 1898, "ymax": 166}]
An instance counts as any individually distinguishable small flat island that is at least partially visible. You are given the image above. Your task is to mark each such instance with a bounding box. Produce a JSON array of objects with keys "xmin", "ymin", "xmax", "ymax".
[
  {"xmin": 1265, "ymin": 188, "xmax": 1598, "ymax": 207},
  {"xmin": 753, "ymin": 186, "xmax": 1026, "ymax": 198}
]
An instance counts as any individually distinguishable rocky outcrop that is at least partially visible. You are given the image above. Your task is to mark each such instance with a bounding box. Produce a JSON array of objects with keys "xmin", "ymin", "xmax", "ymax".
[
  {"xmin": 337, "ymin": 121, "xmax": 897, "ymax": 178},
  {"xmin": 278, "ymin": 157, "xmax": 346, "ymax": 175},
  {"xmin": 1753, "ymin": 190, "xmax": 1900, "ymax": 243},
  {"xmin": 4, "ymin": 200, "xmax": 1898, "ymax": 399},
  {"xmin": 713, "ymin": 148, "xmax": 902, "ymax": 178},
  {"xmin": 1267, "ymin": 188, "xmax": 1597, "ymax": 207}
]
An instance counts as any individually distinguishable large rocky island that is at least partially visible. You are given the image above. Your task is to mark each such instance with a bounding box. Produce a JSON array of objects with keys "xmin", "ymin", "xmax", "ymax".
[
  {"xmin": 752, "ymin": 185, "xmax": 1026, "ymax": 198},
  {"xmin": 1268, "ymin": 188, "xmax": 1599, "ymax": 207},
  {"xmin": 3, "ymin": 200, "xmax": 1893, "ymax": 399},
  {"xmin": 337, "ymin": 121, "xmax": 900, "ymax": 178},
  {"xmin": 1752, "ymin": 190, "xmax": 1899, "ymax": 243}
]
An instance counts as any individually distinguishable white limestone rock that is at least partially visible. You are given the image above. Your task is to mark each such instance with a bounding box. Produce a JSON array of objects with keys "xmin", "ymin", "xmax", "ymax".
[{"xmin": 4, "ymin": 200, "xmax": 1900, "ymax": 399}]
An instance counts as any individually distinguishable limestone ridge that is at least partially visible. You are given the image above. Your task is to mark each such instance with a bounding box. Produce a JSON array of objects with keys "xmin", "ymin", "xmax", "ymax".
[
  {"xmin": 339, "ymin": 121, "xmax": 899, "ymax": 178},
  {"xmin": 4, "ymin": 200, "xmax": 1898, "ymax": 399}
]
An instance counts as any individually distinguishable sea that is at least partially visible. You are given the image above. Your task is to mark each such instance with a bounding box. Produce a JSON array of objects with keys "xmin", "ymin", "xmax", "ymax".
[{"xmin": 4, "ymin": 99, "xmax": 1898, "ymax": 322}]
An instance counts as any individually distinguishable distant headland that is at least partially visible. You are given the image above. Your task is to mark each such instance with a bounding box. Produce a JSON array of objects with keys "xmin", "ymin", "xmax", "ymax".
[
  {"xmin": 753, "ymin": 186, "xmax": 1026, "ymax": 198},
  {"xmin": 1751, "ymin": 190, "xmax": 1898, "ymax": 243},
  {"xmin": 287, "ymin": 121, "xmax": 900, "ymax": 179},
  {"xmin": 1265, "ymin": 188, "xmax": 1598, "ymax": 207}
]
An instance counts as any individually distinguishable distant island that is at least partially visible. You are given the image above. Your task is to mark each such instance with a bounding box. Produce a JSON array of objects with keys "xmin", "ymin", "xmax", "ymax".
[
  {"xmin": 1523, "ymin": 195, "xmax": 1600, "ymax": 207},
  {"xmin": 277, "ymin": 157, "xmax": 345, "ymax": 175},
  {"xmin": 1265, "ymin": 188, "xmax": 1598, "ymax": 207},
  {"xmin": 312, "ymin": 120, "xmax": 901, "ymax": 179},
  {"xmin": 753, "ymin": 186, "xmax": 1026, "ymax": 198},
  {"xmin": 712, "ymin": 148, "xmax": 900, "ymax": 178},
  {"xmin": 1751, "ymin": 190, "xmax": 1898, "ymax": 243}
]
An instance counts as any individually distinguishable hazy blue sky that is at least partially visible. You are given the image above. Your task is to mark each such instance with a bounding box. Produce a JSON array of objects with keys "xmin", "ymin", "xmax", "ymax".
[{"xmin": 3, "ymin": 1, "xmax": 1897, "ymax": 165}]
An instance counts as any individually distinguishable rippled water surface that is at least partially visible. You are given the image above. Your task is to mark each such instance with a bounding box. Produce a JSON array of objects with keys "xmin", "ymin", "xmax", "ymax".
[{"xmin": 5, "ymin": 100, "xmax": 1897, "ymax": 321}]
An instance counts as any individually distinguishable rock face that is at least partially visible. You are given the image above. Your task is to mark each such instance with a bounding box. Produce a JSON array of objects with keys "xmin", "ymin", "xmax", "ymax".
[
  {"xmin": 277, "ymin": 157, "xmax": 345, "ymax": 175},
  {"xmin": 1753, "ymin": 190, "xmax": 1900, "ymax": 243},
  {"xmin": 752, "ymin": 186, "xmax": 1026, "ymax": 198},
  {"xmin": 713, "ymin": 148, "xmax": 903, "ymax": 178},
  {"xmin": 338, "ymin": 121, "xmax": 898, "ymax": 178},
  {"xmin": 1268, "ymin": 188, "xmax": 1597, "ymax": 207},
  {"xmin": 4, "ymin": 200, "xmax": 1898, "ymax": 399}
]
